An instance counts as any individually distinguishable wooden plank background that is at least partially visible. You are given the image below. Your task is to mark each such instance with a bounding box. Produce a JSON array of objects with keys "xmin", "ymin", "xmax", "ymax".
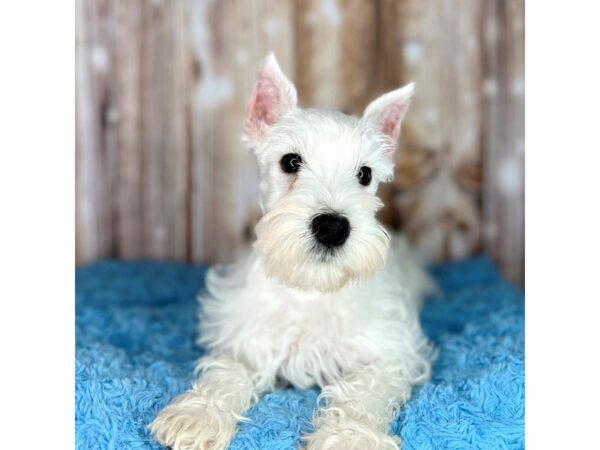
[{"xmin": 76, "ymin": 0, "xmax": 525, "ymax": 286}]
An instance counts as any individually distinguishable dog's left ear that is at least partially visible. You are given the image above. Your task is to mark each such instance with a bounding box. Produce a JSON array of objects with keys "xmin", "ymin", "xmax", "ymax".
[
  {"xmin": 243, "ymin": 53, "xmax": 298, "ymax": 145},
  {"xmin": 363, "ymin": 83, "xmax": 414, "ymax": 159}
]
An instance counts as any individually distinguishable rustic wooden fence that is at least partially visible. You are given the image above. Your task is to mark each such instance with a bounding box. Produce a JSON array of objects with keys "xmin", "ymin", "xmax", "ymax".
[{"xmin": 76, "ymin": 0, "xmax": 524, "ymax": 286}]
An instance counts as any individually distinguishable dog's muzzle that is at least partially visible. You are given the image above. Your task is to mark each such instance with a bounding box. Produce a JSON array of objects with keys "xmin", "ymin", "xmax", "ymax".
[{"xmin": 311, "ymin": 213, "xmax": 350, "ymax": 249}]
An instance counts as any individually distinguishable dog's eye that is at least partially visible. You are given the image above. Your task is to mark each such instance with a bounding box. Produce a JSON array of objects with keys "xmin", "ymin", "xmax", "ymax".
[
  {"xmin": 280, "ymin": 153, "xmax": 302, "ymax": 174},
  {"xmin": 357, "ymin": 166, "xmax": 372, "ymax": 186}
]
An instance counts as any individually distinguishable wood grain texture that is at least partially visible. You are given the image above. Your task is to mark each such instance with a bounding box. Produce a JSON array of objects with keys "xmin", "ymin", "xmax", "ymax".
[
  {"xmin": 76, "ymin": 0, "xmax": 116, "ymax": 264},
  {"xmin": 295, "ymin": 0, "xmax": 377, "ymax": 113},
  {"xmin": 187, "ymin": 0, "xmax": 295, "ymax": 264},
  {"xmin": 380, "ymin": 0, "xmax": 484, "ymax": 262},
  {"xmin": 139, "ymin": 0, "xmax": 191, "ymax": 260},
  {"xmin": 112, "ymin": 0, "xmax": 144, "ymax": 259},
  {"xmin": 75, "ymin": 0, "xmax": 525, "ymax": 286},
  {"xmin": 482, "ymin": 0, "xmax": 525, "ymax": 286}
]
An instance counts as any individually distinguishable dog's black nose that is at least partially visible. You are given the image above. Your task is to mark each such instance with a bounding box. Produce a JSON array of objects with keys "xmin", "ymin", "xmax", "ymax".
[{"xmin": 311, "ymin": 213, "xmax": 350, "ymax": 248}]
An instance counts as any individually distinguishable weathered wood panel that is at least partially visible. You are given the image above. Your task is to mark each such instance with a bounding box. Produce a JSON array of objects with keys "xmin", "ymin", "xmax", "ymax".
[
  {"xmin": 482, "ymin": 0, "xmax": 525, "ymax": 286},
  {"xmin": 111, "ymin": 0, "xmax": 144, "ymax": 259},
  {"xmin": 188, "ymin": 0, "xmax": 295, "ymax": 263},
  {"xmin": 380, "ymin": 0, "xmax": 484, "ymax": 263},
  {"xmin": 76, "ymin": 0, "xmax": 115, "ymax": 264},
  {"xmin": 139, "ymin": 0, "xmax": 191, "ymax": 260},
  {"xmin": 75, "ymin": 0, "xmax": 525, "ymax": 285},
  {"xmin": 295, "ymin": 0, "xmax": 377, "ymax": 114}
]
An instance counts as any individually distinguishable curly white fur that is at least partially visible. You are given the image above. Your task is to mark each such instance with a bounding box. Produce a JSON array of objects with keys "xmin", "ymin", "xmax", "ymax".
[{"xmin": 150, "ymin": 53, "xmax": 434, "ymax": 450}]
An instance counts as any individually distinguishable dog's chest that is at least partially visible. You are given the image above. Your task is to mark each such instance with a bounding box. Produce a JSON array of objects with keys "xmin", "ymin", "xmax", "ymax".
[
  {"xmin": 237, "ymin": 291, "xmax": 372, "ymax": 388},
  {"xmin": 201, "ymin": 260, "xmax": 404, "ymax": 389}
]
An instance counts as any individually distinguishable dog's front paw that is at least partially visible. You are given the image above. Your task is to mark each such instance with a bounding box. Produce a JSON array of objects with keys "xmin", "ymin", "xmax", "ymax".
[
  {"xmin": 149, "ymin": 391, "xmax": 237, "ymax": 450},
  {"xmin": 302, "ymin": 419, "xmax": 401, "ymax": 450}
]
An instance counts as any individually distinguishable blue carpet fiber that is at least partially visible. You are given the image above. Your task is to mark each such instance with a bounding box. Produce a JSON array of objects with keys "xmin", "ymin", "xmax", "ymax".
[{"xmin": 76, "ymin": 256, "xmax": 524, "ymax": 450}]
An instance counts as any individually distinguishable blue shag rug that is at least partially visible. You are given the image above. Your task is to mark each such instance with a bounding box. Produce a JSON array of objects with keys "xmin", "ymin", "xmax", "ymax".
[{"xmin": 76, "ymin": 256, "xmax": 524, "ymax": 450}]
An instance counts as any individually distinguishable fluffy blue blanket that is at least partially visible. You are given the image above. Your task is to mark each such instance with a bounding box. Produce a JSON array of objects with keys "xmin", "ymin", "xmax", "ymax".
[{"xmin": 76, "ymin": 256, "xmax": 524, "ymax": 449}]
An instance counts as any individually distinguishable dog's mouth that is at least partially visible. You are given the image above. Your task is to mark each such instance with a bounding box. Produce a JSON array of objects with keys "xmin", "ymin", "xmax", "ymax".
[
  {"xmin": 310, "ymin": 244, "xmax": 338, "ymax": 263},
  {"xmin": 309, "ymin": 237, "xmax": 347, "ymax": 263}
]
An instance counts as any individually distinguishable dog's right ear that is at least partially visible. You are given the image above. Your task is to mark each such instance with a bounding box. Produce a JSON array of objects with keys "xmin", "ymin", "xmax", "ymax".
[{"xmin": 243, "ymin": 53, "xmax": 298, "ymax": 144}]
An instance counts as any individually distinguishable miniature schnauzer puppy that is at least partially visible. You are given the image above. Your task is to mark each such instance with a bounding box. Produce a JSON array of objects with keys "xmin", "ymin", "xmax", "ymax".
[{"xmin": 151, "ymin": 53, "xmax": 435, "ymax": 450}]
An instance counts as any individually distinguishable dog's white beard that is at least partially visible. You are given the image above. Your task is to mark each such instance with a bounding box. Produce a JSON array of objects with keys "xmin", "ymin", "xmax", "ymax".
[{"xmin": 254, "ymin": 194, "xmax": 390, "ymax": 293}]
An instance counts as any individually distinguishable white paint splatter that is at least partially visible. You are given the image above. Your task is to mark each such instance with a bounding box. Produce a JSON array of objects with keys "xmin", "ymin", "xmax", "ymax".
[
  {"xmin": 91, "ymin": 45, "xmax": 109, "ymax": 72},
  {"xmin": 497, "ymin": 157, "xmax": 522, "ymax": 195},
  {"xmin": 264, "ymin": 17, "xmax": 284, "ymax": 37},
  {"xmin": 463, "ymin": 129, "xmax": 477, "ymax": 148},
  {"xmin": 190, "ymin": 1, "xmax": 235, "ymax": 110},
  {"xmin": 403, "ymin": 41, "xmax": 423, "ymax": 64},
  {"xmin": 107, "ymin": 108, "xmax": 119, "ymax": 124},
  {"xmin": 511, "ymin": 77, "xmax": 525, "ymax": 97},
  {"xmin": 236, "ymin": 48, "xmax": 249, "ymax": 65},
  {"xmin": 320, "ymin": 0, "xmax": 341, "ymax": 26},
  {"xmin": 483, "ymin": 78, "xmax": 498, "ymax": 97},
  {"xmin": 423, "ymin": 107, "xmax": 439, "ymax": 124},
  {"xmin": 196, "ymin": 76, "xmax": 234, "ymax": 109}
]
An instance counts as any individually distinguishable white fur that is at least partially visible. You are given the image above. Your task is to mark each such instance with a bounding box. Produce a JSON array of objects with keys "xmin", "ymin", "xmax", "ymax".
[{"xmin": 150, "ymin": 54, "xmax": 435, "ymax": 450}]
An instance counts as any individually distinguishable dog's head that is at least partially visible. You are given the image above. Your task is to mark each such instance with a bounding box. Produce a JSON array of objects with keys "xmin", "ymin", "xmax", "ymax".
[{"xmin": 244, "ymin": 54, "xmax": 413, "ymax": 293}]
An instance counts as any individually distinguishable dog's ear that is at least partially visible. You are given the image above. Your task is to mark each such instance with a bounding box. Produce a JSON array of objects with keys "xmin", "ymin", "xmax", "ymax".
[
  {"xmin": 243, "ymin": 53, "xmax": 297, "ymax": 144},
  {"xmin": 363, "ymin": 83, "xmax": 414, "ymax": 158}
]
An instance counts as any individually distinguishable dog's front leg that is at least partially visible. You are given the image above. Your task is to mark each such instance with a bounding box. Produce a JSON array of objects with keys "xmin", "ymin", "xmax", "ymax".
[
  {"xmin": 150, "ymin": 355, "xmax": 271, "ymax": 450},
  {"xmin": 303, "ymin": 362, "xmax": 422, "ymax": 450}
]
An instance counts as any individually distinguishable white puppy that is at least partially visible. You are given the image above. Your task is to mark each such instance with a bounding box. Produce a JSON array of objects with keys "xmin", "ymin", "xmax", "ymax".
[{"xmin": 150, "ymin": 53, "xmax": 435, "ymax": 450}]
